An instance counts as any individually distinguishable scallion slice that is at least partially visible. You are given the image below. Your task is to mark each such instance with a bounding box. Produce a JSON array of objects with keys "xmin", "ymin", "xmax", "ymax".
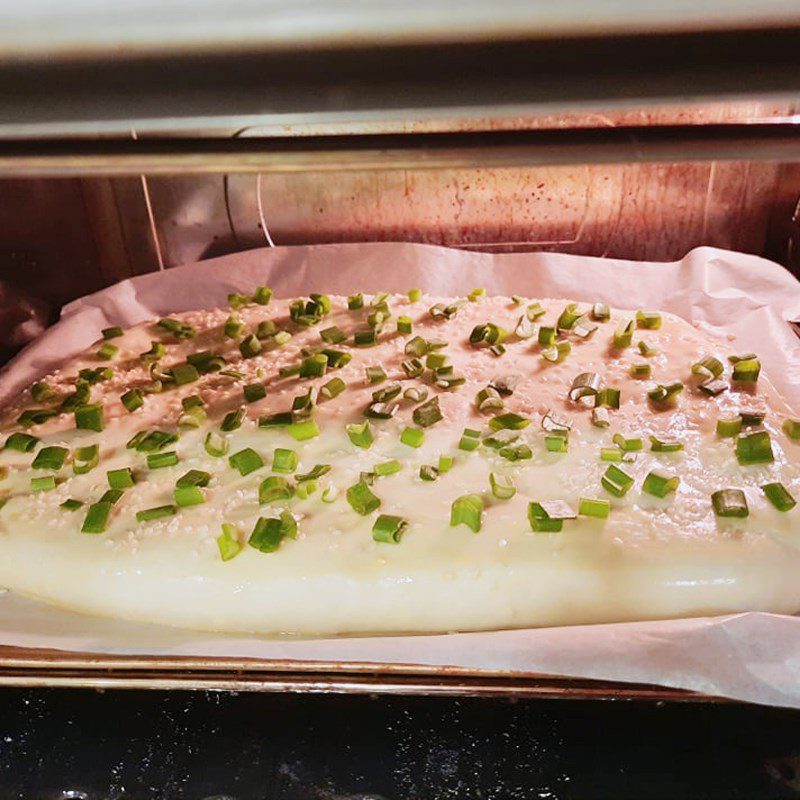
[
  {"xmin": 716, "ymin": 416, "xmax": 743, "ymax": 438},
  {"xmin": 4, "ymin": 432, "xmax": 39, "ymax": 452},
  {"xmin": 365, "ymin": 364, "xmax": 387, "ymax": 384},
  {"xmin": 31, "ymin": 445, "xmax": 68, "ymax": 471},
  {"xmin": 515, "ymin": 315, "xmax": 536, "ymax": 340},
  {"xmin": 102, "ymin": 326, "xmax": 123, "ymax": 340},
  {"xmin": 419, "ymin": 464, "xmax": 439, "ymax": 482},
  {"xmin": 591, "ymin": 407, "xmax": 610, "ymax": 428},
  {"xmin": 541, "ymin": 340, "xmax": 571, "ymax": 363},
  {"xmin": 258, "ymin": 412, "xmax": 293, "ymax": 429},
  {"xmin": 136, "ymin": 504, "xmax": 177, "ymax": 522},
  {"xmin": 438, "ymin": 455, "xmax": 453, "ymax": 473},
  {"xmin": 761, "ymin": 482, "xmax": 796, "ymax": 512},
  {"xmin": 698, "ymin": 378, "xmax": 728, "ymax": 396},
  {"xmin": 541, "ymin": 410, "xmax": 571, "ymax": 432},
  {"xmin": 370, "ymin": 383, "xmax": 402, "ymax": 405},
  {"xmin": 630, "ymin": 362, "xmax": 651, "ymax": 379},
  {"xmin": 458, "ymin": 428, "xmax": 481, "ymax": 451},
  {"xmin": 176, "ymin": 469, "xmax": 211, "ymax": 488},
  {"xmin": 346, "ymin": 421, "xmax": 373, "ymax": 449},
  {"xmin": 157, "ymin": 317, "xmax": 195, "ymax": 340},
  {"xmin": 732, "ymin": 358, "xmax": 761, "ymax": 383},
  {"xmin": 224, "ymin": 314, "xmax": 244, "ymax": 338},
  {"xmin": 397, "ymin": 316, "xmax": 413, "ymax": 334},
  {"xmin": 320, "ymin": 325, "xmax": 347, "ymax": 345},
  {"xmin": 525, "ymin": 302, "xmax": 545, "ymax": 320},
  {"xmin": 407, "ymin": 288, "xmax": 422, "ymax": 303},
  {"xmin": 545, "ymin": 431, "xmax": 569, "ymax": 453},
  {"xmin": 568, "ymin": 372, "xmax": 602, "ymax": 402},
  {"xmin": 612, "ymin": 433, "xmax": 643, "ymax": 452},
  {"xmin": 712, "ymin": 488, "xmax": 749, "ymax": 518},
  {"xmin": 642, "ymin": 470, "xmax": 680, "ymax": 498},
  {"xmin": 636, "ymin": 311, "xmax": 662, "ymax": 330},
  {"xmin": 320, "ymin": 377, "xmax": 346, "ymax": 399},
  {"xmin": 174, "ymin": 485, "xmax": 205, "ymax": 506},
  {"xmin": 272, "ymin": 448, "xmax": 298, "ymax": 474},
  {"xmin": 601, "ymin": 464, "xmax": 634, "ymax": 497},
  {"xmin": 647, "ymin": 382, "xmax": 684, "ymax": 409},
  {"xmin": 450, "ymin": 493, "xmax": 483, "ymax": 533},
  {"xmin": 499, "ymin": 444, "xmax": 532, "ymax": 461},
  {"xmin": 106, "ymin": 467, "xmax": 135, "ymax": 489},
  {"xmin": 400, "ymin": 427, "xmax": 424, "ymax": 448},
  {"xmin": 692, "ymin": 356, "xmax": 724, "ymax": 380},
  {"xmin": 287, "ymin": 419, "xmax": 320, "ymax": 441},
  {"xmin": 353, "ymin": 329, "xmax": 378, "ymax": 347},
  {"xmin": 147, "ymin": 451, "xmax": 178, "ymax": 469},
  {"xmin": 638, "ymin": 340, "xmax": 657, "ymax": 357},
  {"xmin": 187, "ymin": 350, "xmax": 225, "ymax": 373},
  {"xmin": 348, "ymin": 292, "xmax": 364, "ymax": 310},
  {"xmin": 483, "ymin": 429, "xmax": 519, "ymax": 450},
  {"xmin": 538, "ymin": 326, "xmax": 556, "ymax": 346},
  {"xmin": 228, "ymin": 292, "xmax": 250, "ymax": 309},
  {"xmin": 413, "ymin": 397, "xmax": 443, "ymax": 428},
  {"xmin": 75, "ymin": 403, "xmax": 104, "ymax": 432},
  {"xmin": 489, "ymin": 472, "xmax": 516, "ymax": 500},
  {"xmin": 79, "ymin": 367, "xmax": 113, "ymax": 385},
  {"xmin": 258, "ymin": 476, "xmax": 294, "ymax": 504},
  {"xmin": 228, "ymin": 447, "xmax": 264, "ymax": 476},
  {"xmin": 220, "ymin": 407, "xmax": 246, "ymax": 432},
  {"xmin": 31, "ymin": 382, "xmax": 59, "ymax": 403},
  {"xmin": 299, "ymin": 354, "xmax": 328, "ymax": 378},
  {"xmin": 248, "ymin": 515, "xmax": 289, "ymax": 553},
  {"xmin": 649, "ymin": 435, "xmax": 684, "ymax": 452},
  {"xmin": 783, "ymin": 418, "xmax": 800, "ymax": 440},
  {"xmin": 600, "ymin": 447, "xmax": 623, "ymax": 462},
  {"xmin": 204, "ymin": 431, "xmax": 229, "ymax": 458},
  {"xmin": 253, "ymin": 286, "xmax": 272, "ymax": 305},
  {"xmin": 613, "ymin": 320, "xmax": 634, "ymax": 348},
  {"xmin": 557, "ymin": 303, "xmax": 584, "ymax": 331},
  {"xmin": 243, "ymin": 383, "xmax": 267, "ymax": 403},
  {"xmin": 579, "ymin": 497, "xmax": 610, "ymax": 518},
  {"xmin": 735, "ymin": 430, "xmax": 774, "ymax": 465},
  {"xmin": 60, "ymin": 498, "xmax": 83, "ymax": 511},
  {"xmin": 81, "ymin": 501, "xmax": 113, "ymax": 533},
  {"xmin": 476, "ymin": 386, "xmax": 503, "ymax": 412},
  {"xmin": 371, "ymin": 514, "xmax": 407, "ymax": 544},
  {"xmin": 30, "ymin": 475, "xmax": 56, "ymax": 492},
  {"xmin": 528, "ymin": 501, "xmax": 575, "ymax": 532},
  {"xmin": 216, "ymin": 523, "xmax": 243, "ymax": 561},
  {"xmin": 346, "ymin": 481, "xmax": 380, "ymax": 515},
  {"xmin": 120, "ymin": 388, "xmax": 143, "ymax": 413},
  {"xmin": 488, "ymin": 412, "xmax": 530, "ymax": 431},
  {"xmin": 238, "ymin": 334, "xmax": 262, "ymax": 359},
  {"xmin": 403, "ymin": 386, "xmax": 428, "ymax": 403},
  {"xmin": 591, "ymin": 303, "xmax": 610, "ymax": 322}
]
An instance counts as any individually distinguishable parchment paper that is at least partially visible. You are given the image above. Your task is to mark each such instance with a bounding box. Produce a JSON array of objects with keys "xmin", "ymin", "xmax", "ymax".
[{"xmin": 2, "ymin": 242, "xmax": 800, "ymax": 708}]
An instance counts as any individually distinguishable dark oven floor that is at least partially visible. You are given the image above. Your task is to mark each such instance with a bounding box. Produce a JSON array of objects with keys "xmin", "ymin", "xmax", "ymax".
[{"xmin": 1, "ymin": 688, "xmax": 800, "ymax": 799}]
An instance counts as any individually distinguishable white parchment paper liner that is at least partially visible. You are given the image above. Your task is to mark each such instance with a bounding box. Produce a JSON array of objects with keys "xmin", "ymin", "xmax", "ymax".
[{"xmin": 1, "ymin": 242, "xmax": 799, "ymax": 708}]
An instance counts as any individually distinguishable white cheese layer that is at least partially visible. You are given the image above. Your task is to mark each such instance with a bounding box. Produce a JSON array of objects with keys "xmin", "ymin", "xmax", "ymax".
[{"xmin": 0, "ymin": 295, "xmax": 798, "ymax": 635}]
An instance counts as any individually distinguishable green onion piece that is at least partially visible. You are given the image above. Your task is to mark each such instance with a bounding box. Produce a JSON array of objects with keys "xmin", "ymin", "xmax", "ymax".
[
  {"xmin": 579, "ymin": 497, "xmax": 610, "ymax": 518},
  {"xmin": 397, "ymin": 316, "xmax": 413, "ymax": 334},
  {"xmin": 739, "ymin": 405, "xmax": 766, "ymax": 427},
  {"xmin": 458, "ymin": 428, "xmax": 481, "ymax": 451},
  {"xmin": 178, "ymin": 406, "xmax": 206, "ymax": 429},
  {"xmin": 407, "ymin": 288, "xmax": 421, "ymax": 303},
  {"xmin": 272, "ymin": 448, "xmax": 298, "ymax": 473},
  {"xmin": 484, "ymin": 429, "xmax": 519, "ymax": 449},
  {"xmin": 613, "ymin": 320, "xmax": 634, "ymax": 348},
  {"xmin": 370, "ymin": 460, "xmax": 399, "ymax": 478},
  {"xmin": 258, "ymin": 475, "xmax": 294, "ymax": 504},
  {"xmin": 438, "ymin": 455, "xmax": 453, "ymax": 473},
  {"xmin": 248, "ymin": 516, "xmax": 286, "ymax": 553},
  {"xmin": 272, "ymin": 331, "xmax": 292, "ymax": 346},
  {"xmin": 31, "ymin": 445, "xmax": 68, "ymax": 471},
  {"xmin": 489, "ymin": 412, "xmax": 530, "ymax": 431},
  {"xmin": 278, "ymin": 365, "xmax": 301, "ymax": 378},
  {"xmin": 372, "ymin": 383, "xmax": 402, "ymax": 404},
  {"xmin": 120, "ymin": 388, "xmax": 143, "ymax": 413},
  {"xmin": 228, "ymin": 447, "xmax": 264, "ymax": 476},
  {"xmin": 527, "ymin": 502, "xmax": 568, "ymax": 533},
  {"xmin": 346, "ymin": 481, "xmax": 381, "ymax": 515},
  {"xmin": 253, "ymin": 286, "xmax": 272, "ymax": 305},
  {"xmin": 761, "ymin": 482, "xmax": 796, "ymax": 512},
  {"xmin": 176, "ymin": 469, "xmax": 211, "ymax": 488},
  {"xmin": 187, "ymin": 350, "xmax": 225, "ymax": 373},
  {"xmin": 514, "ymin": 315, "xmax": 536, "ymax": 339},
  {"xmin": 400, "ymin": 427, "xmax": 424, "ymax": 448},
  {"xmin": 712, "ymin": 488, "xmax": 749, "ymax": 518},
  {"xmin": 557, "ymin": 303, "xmax": 584, "ymax": 330},
  {"xmin": 538, "ymin": 326, "xmax": 556, "ymax": 346},
  {"xmin": 490, "ymin": 375, "xmax": 520, "ymax": 396},
  {"xmin": 216, "ymin": 523, "xmax": 243, "ymax": 560},
  {"xmin": 348, "ymin": 292, "xmax": 364, "ymax": 310},
  {"xmin": 30, "ymin": 475, "xmax": 57, "ymax": 492},
  {"xmin": 717, "ymin": 416, "xmax": 743, "ymax": 438},
  {"xmin": 241, "ymin": 383, "xmax": 266, "ymax": 404},
  {"xmin": 224, "ymin": 315, "xmax": 244, "ymax": 338},
  {"xmin": 476, "ymin": 386, "xmax": 503, "ymax": 412},
  {"xmin": 489, "ymin": 472, "xmax": 516, "ymax": 500},
  {"xmin": 298, "ymin": 354, "xmax": 326, "ymax": 379},
  {"xmin": 600, "ymin": 447, "xmax": 623, "ymax": 462},
  {"xmin": 295, "ymin": 465, "xmax": 332, "ymax": 483},
  {"xmin": 732, "ymin": 358, "xmax": 761, "ymax": 383},
  {"xmin": 353, "ymin": 329, "xmax": 378, "ymax": 347},
  {"xmin": 140, "ymin": 341, "xmax": 166, "ymax": 363},
  {"xmin": 147, "ymin": 451, "xmax": 178, "ymax": 469},
  {"xmin": 99, "ymin": 488, "xmax": 124, "ymax": 505},
  {"xmin": 401, "ymin": 358, "xmax": 424, "ymax": 378},
  {"xmin": 287, "ymin": 419, "xmax": 320, "ymax": 441},
  {"xmin": 174, "ymin": 485, "xmax": 205, "ymax": 506},
  {"xmin": 735, "ymin": 430, "xmax": 774, "ymax": 465},
  {"xmin": 372, "ymin": 514, "xmax": 407, "ymax": 543},
  {"xmin": 527, "ymin": 302, "xmax": 546, "ymax": 320},
  {"xmin": 450, "ymin": 493, "xmax": 483, "ymax": 533},
  {"xmin": 346, "ymin": 421, "xmax": 373, "ymax": 449},
  {"xmin": 638, "ymin": 340, "xmax": 657, "ymax": 357},
  {"xmin": 541, "ymin": 340, "xmax": 571, "ymax": 363},
  {"xmin": 320, "ymin": 377, "xmax": 346, "ymax": 399},
  {"xmin": 499, "ymin": 444, "xmax": 532, "ymax": 461},
  {"xmin": 642, "ymin": 469, "xmax": 680, "ymax": 498},
  {"xmin": 363, "ymin": 401, "xmax": 397, "ymax": 420},
  {"xmin": 636, "ymin": 310, "xmax": 662, "ymax": 330},
  {"xmin": 601, "ymin": 464, "xmax": 634, "ymax": 497},
  {"xmin": 256, "ymin": 319, "xmax": 277, "ymax": 340},
  {"xmin": 74, "ymin": 403, "xmax": 104, "ymax": 432},
  {"xmin": 204, "ymin": 431, "xmax": 229, "ymax": 458},
  {"xmin": 31, "ymin": 381, "xmax": 59, "ymax": 403},
  {"xmin": 425, "ymin": 352, "xmax": 448, "ymax": 370},
  {"xmin": 238, "ymin": 334, "xmax": 262, "ymax": 359},
  {"xmin": 133, "ymin": 430, "xmax": 178, "ymax": 453},
  {"xmin": 698, "ymin": 378, "xmax": 728, "ymax": 396},
  {"xmin": 102, "ymin": 326, "xmax": 124, "ymax": 340},
  {"xmin": 79, "ymin": 367, "xmax": 113, "ymax": 385},
  {"xmin": 591, "ymin": 303, "xmax": 610, "ymax": 322},
  {"xmin": 591, "ymin": 408, "xmax": 610, "ymax": 428},
  {"xmin": 60, "ymin": 498, "xmax": 83, "ymax": 511},
  {"xmin": 692, "ymin": 356, "xmax": 724, "ymax": 380},
  {"xmin": 107, "ymin": 467, "xmax": 135, "ymax": 489},
  {"xmin": 4, "ymin": 432, "xmax": 39, "ymax": 452},
  {"xmin": 157, "ymin": 317, "xmax": 195, "ymax": 340},
  {"xmin": 782, "ymin": 418, "xmax": 800, "ymax": 439},
  {"xmin": 365, "ymin": 364, "xmax": 387, "ymax": 384},
  {"xmin": 413, "ymin": 397, "xmax": 443, "ymax": 428},
  {"xmin": 612, "ymin": 433, "xmax": 643, "ymax": 452},
  {"xmin": 321, "ymin": 349, "xmax": 350, "ymax": 369},
  {"xmin": 647, "ymin": 382, "xmax": 684, "ymax": 409},
  {"xmin": 319, "ymin": 325, "xmax": 347, "ymax": 345},
  {"xmin": 404, "ymin": 336, "xmax": 429, "ymax": 357},
  {"xmin": 419, "ymin": 464, "xmax": 439, "ymax": 481},
  {"xmin": 649, "ymin": 435, "xmax": 684, "ymax": 452},
  {"xmin": 545, "ymin": 431, "xmax": 569, "ymax": 453},
  {"xmin": 81, "ymin": 501, "xmax": 113, "ymax": 533},
  {"xmin": 221, "ymin": 407, "xmax": 246, "ymax": 432},
  {"xmin": 136, "ymin": 505, "xmax": 177, "ymax": 522},
  {"xmin": 60, "ymin": 381, "xmax": 91, "ymax": 413},
  {"xmin": 489, "ymin": 343, "xmax": 506, "ymax": 357},
  {"xmin": 173, "ymin": 363, "xmax": 200, "ymax": 386},
  {"xmin": 295, "ymin": 479, "xmax": 317, "ymax": 499},
  {"xmin": 228, "ymin": 292, "xmax": 250, "ymax": 309},
  {"xmin": 468, "ymin": 287, "xmax": 486, "ymax": 302},
  {"xmin": 630, "ymin": 362, "xmax": 651, "ymax": 379}
]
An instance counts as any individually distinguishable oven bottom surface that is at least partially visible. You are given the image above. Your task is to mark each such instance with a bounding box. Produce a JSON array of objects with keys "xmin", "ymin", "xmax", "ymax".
[{"xmin": 0, "ymin": 690, "xmax": 799, "ymax": 800}]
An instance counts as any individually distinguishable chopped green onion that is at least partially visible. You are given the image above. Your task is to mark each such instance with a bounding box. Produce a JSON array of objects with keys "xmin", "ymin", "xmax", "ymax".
[
  {"xmin": 157, "ymin": 317, "xmax": 195, "ymax": 340},
  {"xmin": 274, "ymin": 331, "xmax": 292, "ymax": 346},
  {"xmin": 761, "ymin": 482, "xmax": 796, "ymax": 512},
  {"xmin": 353, "ymin": 329, "xmax": 378, "ymax": 347},
  {"xmin": 425, "ymin": 352, "xmax": 448, "ymax": 370},
  {"xmin": 99, "ymin": 488, "xmax": 124, "ymax": 505},
  {"xmin": 450, "ymin": 493, "xmax": 483, "ymax": 533},
  {"xmin": 364, "ymin": 364, "xmax": 386, "ymax": 384},
  {"xmin": 538, "ymin": 326, "xmax": 556, "ymax": 346},
  {"xmin": 370, "ymin": 460, "xmax": 399, "ymax": 478},
  {"xmin": 712, "ymin": 488, "xmax": 749, "ymax": 518},
  {"xmin": 600, "ymin": 447, "xmax": 623, "ymax": 462},
  {"xmin": 468, "ymin": 287, "xmax": 486, "ymax": 302},
  {"xmin": 272, "ymin": 448, "xmax": 298, "ymax": 473},
  {"xmin": 131, "ymin": 430, "xmax": 178, "ymax": 452},
  {"xmin": 435, "ymin": 374, "xmax": 466, "ymax": 390},
  {"xmin": 545, "ymin": 431, "xmax": 569, "ymax": 453},
  {"xmin": 527, "ymin": 302, "xmax": 546, "ymax": 320},
  {"xmin": 229, "ymin": 447, "xmax": 264, "ymax": 476},
  {"xmin": 176, "ymin": 469, "xmax": 211, "ymax": 488},
  {"xmin": 216, "ymin": 523, "xmax": 243, "ymax": 560},
  {"xmin": 298, "ymin": 354, "xmax": 326, "ymax": 379},
  {"xmin": 256, "ymin": 320, "xmax": 277, "ymax": 340},
  {"xmin": 348, "ymin": 292, "xmax": 364, "ymax": 310},
  {"xmin": 413, "ymin": 397, "xmax": 443, "ymax": 428},
  {"xmin": 295, "ymin": 480, "xmax": 318, "ymax": 499},
  {"xmin": 567, "ymin": 372, "xmax": 601, "ymax": 403},
  {"xmin": 740, "ymin": 405, "xmax": 766, "ymax": 427},
  {"xmin": 187, "ymin": 350, "xmax": 225, "ymax": 373},
  {"xmin": 243, "ymin": 384, "xmax": 266, "ymax": 404},
  {"xmin": 296, "ymin": 464, "xmax": 332, "ymax": 482},
  {"xmin": 458, "ymin": 428, "xmax": 481, "ymax": 451},
  {"xmin": 601, "ymin": 464, "xmax": 634, "ymax": 497},
  {"xmin": 476, "ymin": 386, "xmax": 503, "ymax": 412},
  {"xmin": 541, "ymin": 340, "xmax": 571, "ymax": 363},
  {"xmin": 320, "ymin": 377, "xmax": 346, "ymax": 399},
  {"xmin": 557, "ymin": 303, "xmax": 584, "ymax": 330},
  {"xmin": 401, "ymin": 358, "xmax": 424, "ymax": 378},
  {"xmin": 253, "ymin": 286, "xmax": 272, "ymax": 305},
  {"xmin": 541, "ymin": 410, "xmax": 571, "ymax": 432},
  {"xmin": 346, "ymin": 481, "xmax": 380, "ymax": 515},
  {"xmin": 238, "ymin": 334, "xmax": 262, "ymax": 359},
  {"xmin": 692, "ymin": 356, "xmax": 724, "ymax": 380},
  {"xmin": 4, "ymin": 432, "xmax": 39, "ymax": 452},
  {"xmin": 371, "ymin": 383, "xmax": 401, "ymax": 404},
  {"xmin": 489, "ymin": 472, "xmax": 516, "ymax": 500},
  {"xmin": 397, "ymin": 316, "xmax": 413, "ymax": 334},
  {"xmin": 630, "ymin": 362, "xmax": 651, "ymax": 379},
  {"xmin": 579, "ymin": 497, "xmax": 610, "ymax": 518},
  {"xmin": 735, "ymin": 430, "xmax": 774, "ymax": 465},
  {"xmin": 102, "ymin": 326, "xmax": 123, "ymax": 340},
  {"xmin": 638, "ymin": 340, "xmax": 657, "ymax": 357},
  {"xmin": 259, "ymin": 412, "xmax": 293, "ymax": 429},
  {"xmin": 488, "ymin": 412, "xmax": 530, "ymax": 431},
  {"xmin": 147, "ymin": 451, "xmax": 178, "ymax": 469},
  {"xmin": 400, "ymin": 427, "xmax": 424, "ymax": 448},
  {"xmin": 591, "ymin": 408, "xmax": 610, "ymax": 428},
  {"xmin": 320, "ymin": 325, "xmax": 347, "ymax": 345},
  {"xmin": 258, "ymin": 476, "xmax": 294, "ymax": 504},
  {"xmin": 636, "ymin": 310, "xmax": 662, "ymax": 329},
  {"xmin": 783, "ymin": 418, "xmax": 800, "ymax": 439},
  {"xmin": 438, "ymin": 455, "xmax": 453, "ymax": 473},
  {"xmin": 515, "ymin": 315, "xmax": 536, "ymax": 339},
  {"xmin": 404, "ymin": 336, "xmax": 429, "ymax": 357},
  {"xmin": 407, "ymin": 288, "xmax": 422, "ymax": 303},
  {"xmin": 224, "ymin": 314, "xmax": 244, "ymax": 338},
  {"xmin": 527, "ymin": 501, "xmax": 568, "ymax": 533},
  {"xmin": 174, "ymin": 485, "xmax": 205, "ymax": 506},
  {"xmin": 75, "ymin": 403, "xmax": 104, "ymax": 432},
  {"xmin": 287, "ymin": 419, "xmax": 320, "ymax": 441},
  {"xmin": 31, "ymin": 475, "xmax": 57, "ymax": 492},
  {"xmin": 489, "ymin": 343, "xmax": 506, "ymax": 357},
  {"xmin": 647, "ymin": 382, "xmax": 684, "ymax": 409},
  {"xmin": 31, "ymin": 445, "xmax": 68, "ymax": 471},
  {"xmin": 31, "ymin": 381, "xmax": 59, "ymax": 403},
  {"xmin": 716, "ymin": 416, "xmax": 743, "ymax": 438},
  {"xmin": 60, "ymin": 498, "xmax": 83, "ymax": 511},
  {"xmin": 642, "ymin": 470, "xmax": 680, "ymax": 497},
  {"xmin": 698, "ymin": 378, "xmax": 728, "ymax": 396},
  {"xmin": 178, "ymin": 406, "xmax": 206, "ymax": 428},
  {"xmin": 204, "ymin": 431, "xmax": 229, "ymax": 458},
  {"xmin": 228, "ymin": 292, "xmax": 250, "ymax": 309},
  {"xmin": 140, "ymin": 341, "xmax": 166, "ymax": 363},
  {"xmin": 372, "ymin": 514, "xmax": 407, "ymax": 543},
  {"xmin": 612, "ymin": 433, "xmax": 643, "ymax": 452},
  {"xmin": 136, "ymin": 505, "xmax": 177, "ymax": 522},
  {"xmin": 172, "ymin": 363, "xmax": 199, "ymax": 385},
  {"xmin": 121, "ymin": 388, "xmax": 143, "ymax": 412},
  {"xmin": 613, "ymin": 320, "xmax": 634, "ymax": 348},
  {"xmin": 591, "ymin": 303, "xmax": 610, "ymax": 322},
  {"xmin": 499, "ymin": 444, "xmax": 532, "ymax": 461},
  {"xmin": 732, "ymin": 358, "xmax": 761, "ymax": 383},
  {"xmin": 221, "ymin": 407, "xmax": 246, "ymax": 432},
  {"xmin": 81, "ymin": 501, "xmax": 113, "ymax": 533},
  {"xmin": 470, "ymin": 322, "xmax": 506, "ymax": 347},
  {"xmin": 649, "ymin": 435, "xmax": 684, "ymax": 452},
  {"xmin": 419, "ymin": 464, "xmax": 439, "ymax": 481},
  {"xmin": 346, "ymin": 421, "xmax": 373, "ymax": 449},
  {"xmin": 248, "ymin": 515, "xmax": 289, "ymax": 553},
  {"xmin": 79, "ymin": 367, "xmax": 113, "ymax": 385},
  {"xmin": 106, "ymin": 467, "xmax": 135, "ymax": 489},
  {"xmin": 484, "ymin": 429, "xmax": 519, "ymax": 450}
]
